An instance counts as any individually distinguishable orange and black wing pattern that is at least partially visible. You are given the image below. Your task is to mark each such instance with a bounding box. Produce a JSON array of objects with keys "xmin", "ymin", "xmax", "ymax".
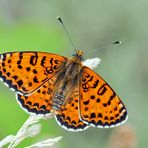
[
  {"xmin": 79, "ymin": 66, "xmax": 128, "ymax": 128},
  {"xmin": 16, "ymin": 75, "xmax": 57, "ymax": 114},
  {"xmin": 55, "ymin": 89, "xmax": 89, "ymax": 131},
  {"xmin": 0, "ymin": 52, "xmax": 67, "ymax": 95}
]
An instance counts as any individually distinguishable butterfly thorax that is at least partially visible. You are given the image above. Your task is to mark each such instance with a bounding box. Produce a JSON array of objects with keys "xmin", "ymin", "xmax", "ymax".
[{"xmin": 51, "ymin": 56, "xmax": 83, "ymax": 113}]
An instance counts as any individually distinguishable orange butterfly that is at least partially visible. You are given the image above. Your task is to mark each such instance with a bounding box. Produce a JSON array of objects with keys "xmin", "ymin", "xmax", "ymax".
[{"xmin": 0, "ymin": 50, "xmax": 127, "ymax": 131}]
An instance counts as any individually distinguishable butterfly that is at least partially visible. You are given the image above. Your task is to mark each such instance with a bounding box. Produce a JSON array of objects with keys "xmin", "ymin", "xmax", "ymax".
[{"xmin": 0, "ymin": 50, "xmax": 128, "ymax": 131}]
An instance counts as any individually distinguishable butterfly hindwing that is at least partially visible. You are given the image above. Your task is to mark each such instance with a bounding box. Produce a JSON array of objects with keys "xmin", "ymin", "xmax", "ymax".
[
  {"xmin": 79, "ymin": 66, "xmax": 128, "ymax": 128},
  {"xmin": 55, "ymin": 89, "xmax": 89, "ymax": 131},
  {"xmin": 16, "ymin": 77, "xmax": 56, "ymax": 114},
  {"xmin": 0, "ymin": 52, "xmax": 67, "ymax": 95}
]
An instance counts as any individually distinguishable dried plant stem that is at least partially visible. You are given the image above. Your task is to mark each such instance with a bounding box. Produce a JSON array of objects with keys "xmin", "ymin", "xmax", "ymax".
[{"xmin": 8, "ymin": 115, "xmax": 43, "ymax": 148}]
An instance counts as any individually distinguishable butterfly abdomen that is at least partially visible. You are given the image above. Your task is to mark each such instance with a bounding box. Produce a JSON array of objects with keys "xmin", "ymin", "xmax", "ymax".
[{"xmin": 52, "ymin": 93, "xmax": 65, "ymax": 111}]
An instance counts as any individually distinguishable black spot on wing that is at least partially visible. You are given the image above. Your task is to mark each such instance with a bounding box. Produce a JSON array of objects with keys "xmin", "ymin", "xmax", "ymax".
[
  {"xmin": 97, "ymin": 84, "xmax": 107, "ymax": 95},
  {"xmin": 91, "ymin": 80, "xmax": 99, "ymax": 88},
  {"xmin": 33, "ymin": 76, "xmax": 39, "ymax": 83},
  {"xmin": 17, "ymin": 80, "xmax": 23, "ymax": 87},
  {"xmin": 41, "ymin": 56, "xmax": 46, "ymax": 67},
  {"xmin": 30, "ymin": 52, "xmax": 38, "ymax": 66}
]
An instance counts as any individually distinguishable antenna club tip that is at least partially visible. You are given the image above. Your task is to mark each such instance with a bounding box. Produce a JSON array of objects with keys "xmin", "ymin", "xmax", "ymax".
[
  {"xmin": 57, "ymin": 16, "xmax": 63, "ymax": 24},
  {"xmin": 113, "ymin": 40, "xmax": 122, "ymax": 44},
  {"xmin": 57, "ymin": 16, "xmax": 60, "ymax": 19}
]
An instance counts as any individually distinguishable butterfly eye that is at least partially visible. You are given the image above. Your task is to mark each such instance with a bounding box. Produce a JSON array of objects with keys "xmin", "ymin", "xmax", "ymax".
[
  {"xmin": 72, "ymin": 52, "xmax": 84, "ymax": 61},
  {"xmin": 72, "ymin": 53, "xmax": 77, "ymax": 57}
]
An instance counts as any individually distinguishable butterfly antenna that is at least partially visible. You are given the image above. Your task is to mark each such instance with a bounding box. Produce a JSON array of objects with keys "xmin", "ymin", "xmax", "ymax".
[
  {"xmin": 57, "ymin": 16, "xmax": 77, "ymax": 52},
  {"xmin": 84, "ymin": 40, "xmax": 122, "ymax": 55}
]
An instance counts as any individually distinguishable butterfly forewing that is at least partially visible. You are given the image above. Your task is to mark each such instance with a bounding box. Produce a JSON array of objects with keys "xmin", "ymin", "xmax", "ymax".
[
  {"xmin": 0, "ymin": 52, "xmax": 67, "ymax": 95},
  {"xmin": 79, "ymin": 66, "xmax": 128, "ymax": 127}
]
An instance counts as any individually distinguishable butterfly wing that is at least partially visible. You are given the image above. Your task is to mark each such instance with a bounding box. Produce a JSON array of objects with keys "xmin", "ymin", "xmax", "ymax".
[
  {"xmin": 0, "ymin": 52, "xmax": 67, "ymax": 95},
  {"xmin": 55, "ymin": 89, "xmax": 89, "ymax": 131},
  {"xmin": 16, "ymin": 76, "xmax": 57, "ymax": 114},
  {"xmin": 79, "ymin": 66, "xmax": 128, "ymax": 128}
]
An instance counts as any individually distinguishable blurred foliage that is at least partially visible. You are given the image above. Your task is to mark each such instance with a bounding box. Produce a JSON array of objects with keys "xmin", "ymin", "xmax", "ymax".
[{"xmin": 0, "ymin": 0, "xmax": 148, "ymax": 147}]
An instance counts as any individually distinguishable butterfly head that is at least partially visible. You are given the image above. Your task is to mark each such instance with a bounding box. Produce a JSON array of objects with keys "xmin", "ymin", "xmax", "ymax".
[{"xmin": 73, "ymin": 50, "xmax": 84, "ymax": 61}]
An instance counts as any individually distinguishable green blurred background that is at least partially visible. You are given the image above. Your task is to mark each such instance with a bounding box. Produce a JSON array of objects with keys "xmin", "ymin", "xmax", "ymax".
[{"xmin": 0, "ymin": 0, "xmax": 147, "ymax": 147}]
